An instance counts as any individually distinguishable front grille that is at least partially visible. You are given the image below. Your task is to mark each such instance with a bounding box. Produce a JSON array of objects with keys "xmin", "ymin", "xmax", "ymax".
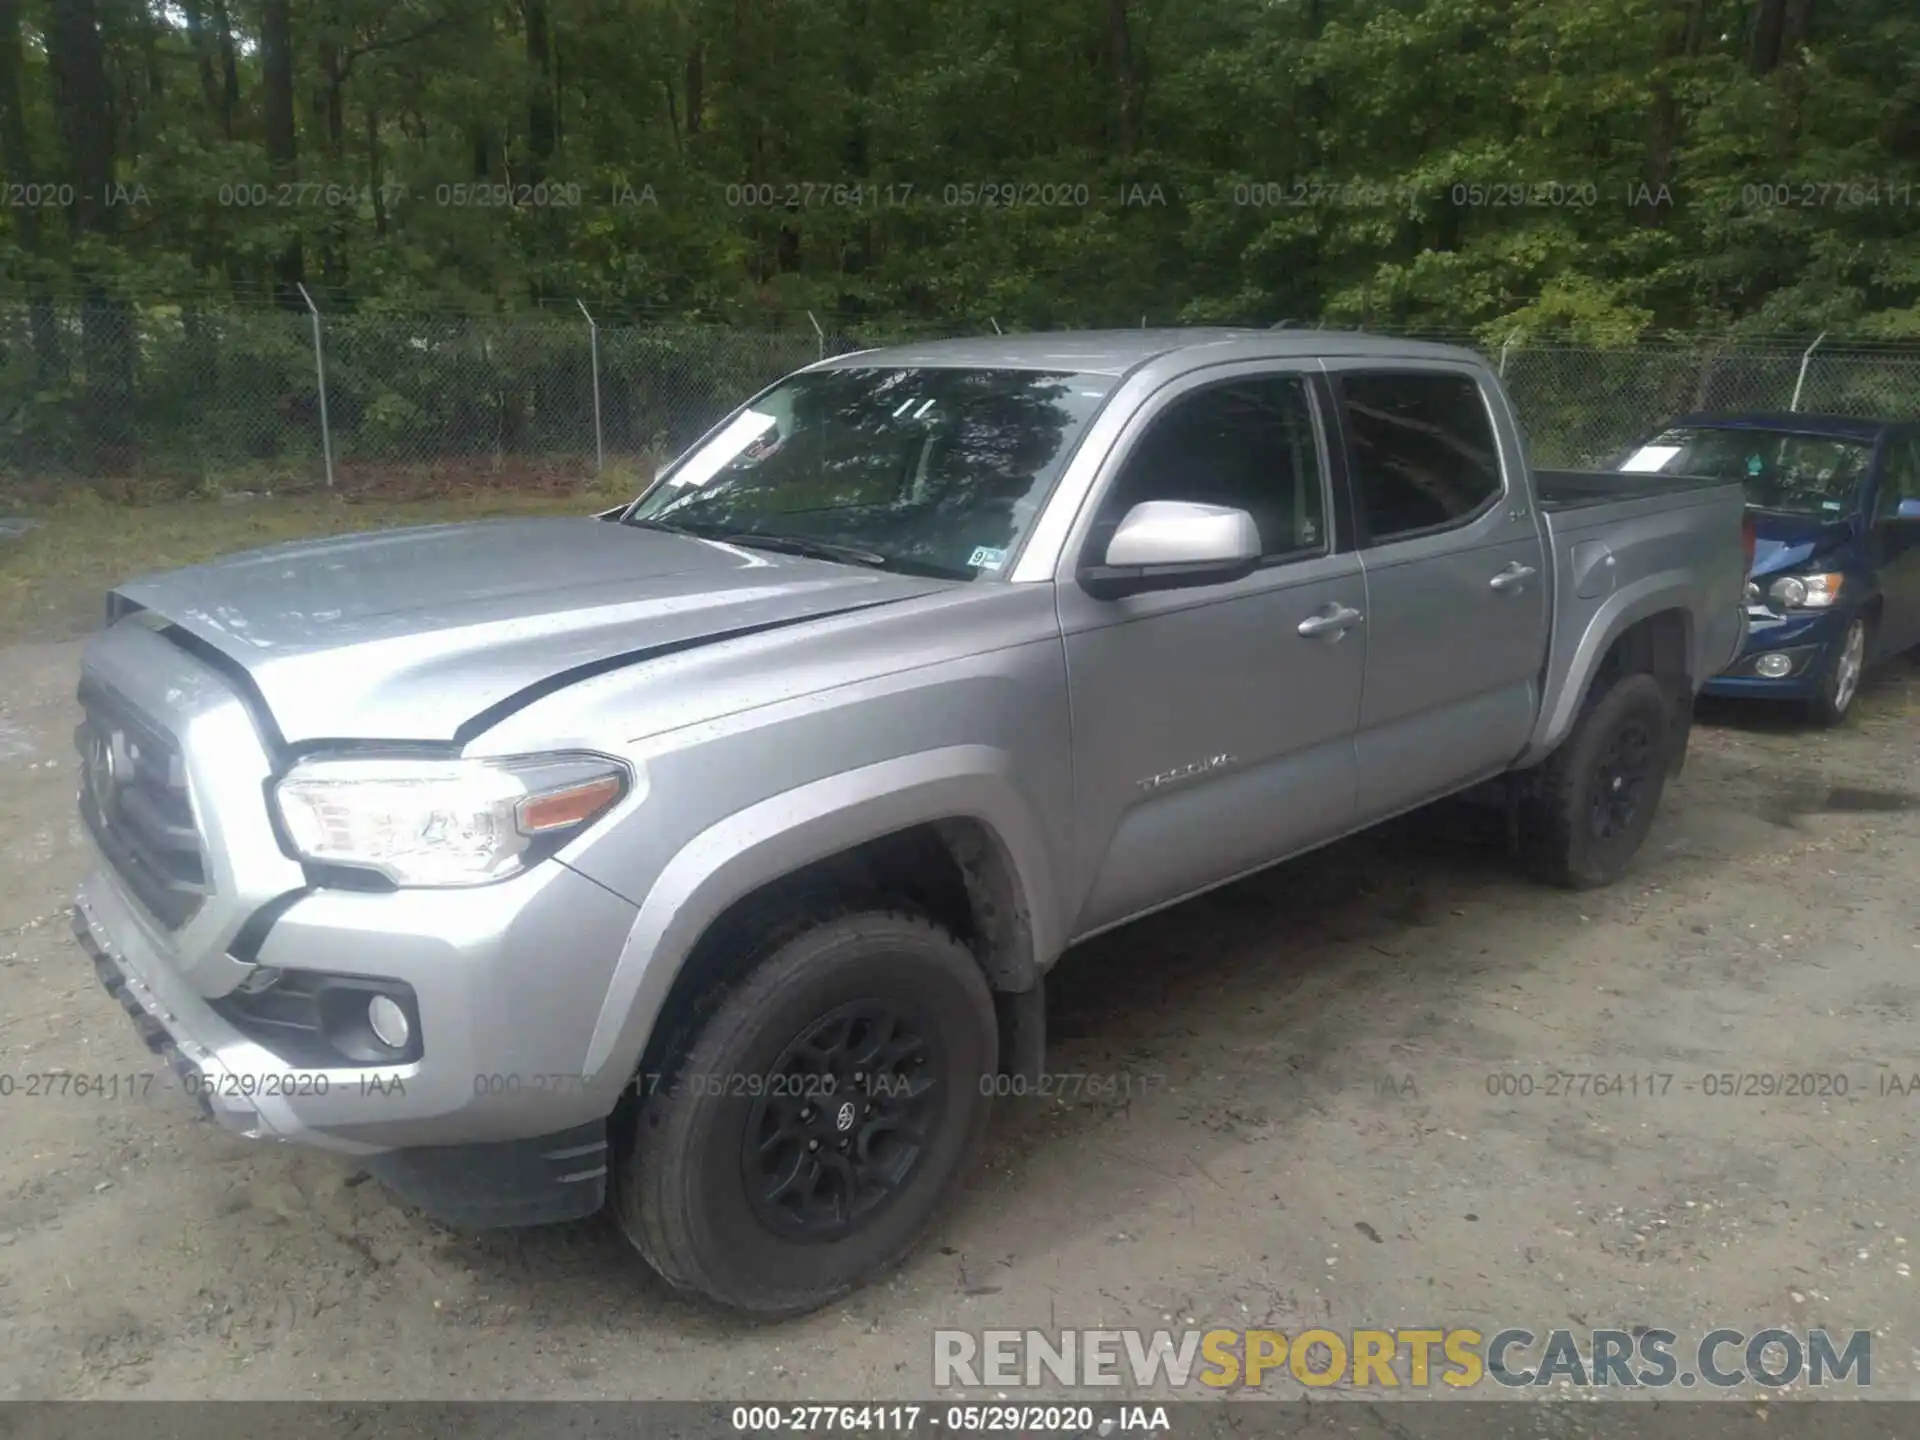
[{"xmin": 75, "ymin": 680, "xmax": 209, "ymax": 929}]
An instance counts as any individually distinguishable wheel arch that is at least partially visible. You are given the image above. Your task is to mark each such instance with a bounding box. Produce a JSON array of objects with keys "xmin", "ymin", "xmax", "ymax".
[
  {"xmin": 1526, "ymin": 579, "xmax": 1698, "ymax": 765},
  {"xmin": 582, "ymin": 746, "xmax": 1063, "ymax": 1088}
]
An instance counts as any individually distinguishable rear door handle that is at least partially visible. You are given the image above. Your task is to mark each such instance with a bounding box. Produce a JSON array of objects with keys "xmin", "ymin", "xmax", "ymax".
[
  {"xmin": 1489, "ymin": 562, "xmax": 1538, "ymax": 592},
  {"xmin": 1297, "ymin": 603, "xmax": 1364, "ymax": 639}
]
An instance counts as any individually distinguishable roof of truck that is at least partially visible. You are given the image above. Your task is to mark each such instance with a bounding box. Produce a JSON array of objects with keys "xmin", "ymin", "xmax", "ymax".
[
  {"xmin": 812, "ymin": 328, "xmax": 1484, "ymax": 376},
  {"xmin": 1665, "ymin": 411, "xmax": 1903, "ymax": 441}
]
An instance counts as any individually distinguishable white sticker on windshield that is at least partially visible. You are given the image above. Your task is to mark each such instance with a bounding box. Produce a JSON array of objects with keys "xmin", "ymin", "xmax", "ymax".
[
  {"xmin": 664, "ymin": 409, "xmax": 779, "ymax": 491},
  {"xmin": 1619, "ymin": 444, "xmax": 1683, "ymax": 473},
  {"xmin": 968, "ymin": 546, "xmax": 1008, "ymax": 570}
]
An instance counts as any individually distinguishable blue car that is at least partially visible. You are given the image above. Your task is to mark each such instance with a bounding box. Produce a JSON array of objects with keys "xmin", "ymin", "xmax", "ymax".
[{"xmin": 1611, "ymin": 413, "xmax": 1920, "ymax": 724}]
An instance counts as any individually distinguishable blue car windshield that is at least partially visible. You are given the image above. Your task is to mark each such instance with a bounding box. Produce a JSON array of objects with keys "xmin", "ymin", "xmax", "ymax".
[
  {"xmin": 626, "ymin": 366, "xmax": 1118, "ymax": 579},
  {"xmin": 1612, "ymin": 426, "xmax": 1873, "ymax": 518}
]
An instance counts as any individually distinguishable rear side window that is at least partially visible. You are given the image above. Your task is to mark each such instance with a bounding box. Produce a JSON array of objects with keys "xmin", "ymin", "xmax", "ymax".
[{"xmin": 1338, "ymin": 371, "xmax": 1503, "ymax": 542}]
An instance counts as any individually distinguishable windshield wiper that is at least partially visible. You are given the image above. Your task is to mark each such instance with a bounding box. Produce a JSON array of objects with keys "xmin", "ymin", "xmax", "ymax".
[
  {"xmin": 682, "ymin": 527, "xmax": 894, "ymax": 569},
  {"xmin": 627, "ymin": 517, "xmax": 973, "ymax": 579}
]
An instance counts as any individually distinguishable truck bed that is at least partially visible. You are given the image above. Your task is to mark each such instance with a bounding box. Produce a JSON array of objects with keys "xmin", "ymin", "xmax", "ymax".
[
  {"xmin": 1535, "ymin": 468, "xmax": 1734, "ymax": 512},
  {"xmin": 1521, "ymin": 466, "xmax": 1749, "ymax": 767}
]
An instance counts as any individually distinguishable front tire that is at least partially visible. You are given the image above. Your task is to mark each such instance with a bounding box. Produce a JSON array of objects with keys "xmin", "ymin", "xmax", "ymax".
[
  {"xmin": 614, "ymin": 909, "xmax": 997, "ymax": 1316},
  {"xmin": 1520, "ymin": 672, "xmax": 1674, "ymax": 890},
  {"xmin": 1808, "ymin": 615, "xmax": 1868, "ymax": 727}
]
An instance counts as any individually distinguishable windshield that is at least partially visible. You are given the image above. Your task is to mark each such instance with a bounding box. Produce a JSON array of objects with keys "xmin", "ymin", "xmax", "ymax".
[
  {"xmin": 1611, "ymin": 426, "xmax": 1873, "ymax": 517},
  {"xmin": 625, "ymin": 366, "xmax": 1118, "ymax": 578}
]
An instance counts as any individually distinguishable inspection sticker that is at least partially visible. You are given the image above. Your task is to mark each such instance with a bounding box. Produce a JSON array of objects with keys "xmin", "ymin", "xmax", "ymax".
[{"xmin": 968, "ymin": 546, "xmax": 1008, "ymax": 570}]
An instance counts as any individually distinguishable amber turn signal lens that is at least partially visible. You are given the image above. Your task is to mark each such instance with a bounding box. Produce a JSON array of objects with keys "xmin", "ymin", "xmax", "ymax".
[{"xmin": 515, "ymin": 773, "xmax": 624, "ymax": 834}]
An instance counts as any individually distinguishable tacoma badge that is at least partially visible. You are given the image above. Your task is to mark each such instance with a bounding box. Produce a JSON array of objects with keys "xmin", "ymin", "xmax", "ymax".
[{"xmin": 1137, "ymin": 754, "xmax": 1237, "ymax": 792}]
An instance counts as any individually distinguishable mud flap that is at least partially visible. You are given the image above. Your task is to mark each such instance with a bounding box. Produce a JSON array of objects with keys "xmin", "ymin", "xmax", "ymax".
[
  {"xmin": 993, "ymin": 984, "xmax": 1046, "ymax": 1087},
  {"xmin": 1667, "ymin": 688, "xmax": 1695, "ymax": 777},
  {"xmin": 361, "ymin": 1120, "xmax": 610, "ymax": 1228}
]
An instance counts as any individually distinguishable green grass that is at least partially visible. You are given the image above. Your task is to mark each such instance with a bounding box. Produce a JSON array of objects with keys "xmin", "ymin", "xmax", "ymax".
[{"xmin": 0, "ymin": 488, "xmax": 605, "ymax": 646}]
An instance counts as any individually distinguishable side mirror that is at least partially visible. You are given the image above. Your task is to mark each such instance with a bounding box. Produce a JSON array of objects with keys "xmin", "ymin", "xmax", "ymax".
[{"xmin": 1079, "ymin": 500, "xmax": 1261, "ymax": 600}]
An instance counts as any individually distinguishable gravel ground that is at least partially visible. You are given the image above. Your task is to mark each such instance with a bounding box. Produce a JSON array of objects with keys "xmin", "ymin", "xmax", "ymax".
[{"xmin": 2, "ymin": 633, "xmax": 1918, "ymax": 1403}]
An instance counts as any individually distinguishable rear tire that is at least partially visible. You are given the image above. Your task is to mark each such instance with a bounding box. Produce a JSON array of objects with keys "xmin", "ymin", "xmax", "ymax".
[
  {"xmin": 614, "ymin": 908, "xmax": 997, "ymax": 1316},
  {"xmin": 1807, "ymin": 615, "xmax": 1868, "ymax": 727},
  {"xmin": 1520, "ymin": 672, "xmax": 1674, "ymax": 890}
]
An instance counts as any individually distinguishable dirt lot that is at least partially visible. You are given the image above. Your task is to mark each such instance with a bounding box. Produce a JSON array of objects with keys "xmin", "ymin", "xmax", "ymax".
[{"xmin": 2, "ymin": 620, "xmax": 1918, "ymax": 1402}]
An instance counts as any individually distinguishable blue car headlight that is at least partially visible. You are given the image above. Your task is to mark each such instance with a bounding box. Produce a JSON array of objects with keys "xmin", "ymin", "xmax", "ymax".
[{"xmin": 1766, "ymin": 572, "xmax": 1843, "ymax": 611}]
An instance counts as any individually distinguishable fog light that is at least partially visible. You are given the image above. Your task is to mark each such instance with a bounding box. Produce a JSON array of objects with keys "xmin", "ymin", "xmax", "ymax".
[
  {"xmin": 1754, "ymin": 652, "xmax": 1794, "ymax": 678},
  {"xmin": 367, "ymin": 994, "xmax": 411, "ymax": 1050}
]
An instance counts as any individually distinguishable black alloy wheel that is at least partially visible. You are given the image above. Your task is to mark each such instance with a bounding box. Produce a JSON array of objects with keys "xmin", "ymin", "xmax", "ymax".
[
  {"xmin": 1588, "ymin": 718, "xmax": 1655, "ymax": 843},
  {"xmin": 1519, "ymin": 671, "xmax": 1674, "ymax": 890},
  {"xmin": 743, "ymin": 1000, "xmax": 939, "ymax": 1241},
  {"xmin": 613, "ymin": 906, "xmax": 998, "ymax": 1315}
]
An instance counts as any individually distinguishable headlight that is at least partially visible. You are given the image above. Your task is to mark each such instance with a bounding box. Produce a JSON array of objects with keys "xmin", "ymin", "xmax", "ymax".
[
  {"xmin": 274, "ymin": 753, "xmax": 631, "ymax": 888},
  {"xmin": 1767, "ymin": 573, "xmax": 1843, "ymax": 610}
]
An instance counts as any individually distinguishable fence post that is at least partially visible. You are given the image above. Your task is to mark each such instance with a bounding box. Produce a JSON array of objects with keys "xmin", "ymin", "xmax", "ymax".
[
  {"xmin": 577, "ymin": 299, "xmax": 604, "ymax": 475},
  {"xmin": 989, "ymin": 317, "xmax": 1002, "ymax": 334},
  {"xmin": 807, "ymin": 310, "xmax": 825, "ymax": 361},
  {"xmin": 1692, "ymin": 345, "xmax": 1715, "ymax": 409},
  {"xmin": 296, "ymin": 283, "xmax": 334, "ymax": 488},
  {"xmin": 1497, "ymin": 329, "xmax": 1520, "ymax": 378},
  {"xmin": 1790, "ymin": 331, "xmax": 1828, "ymax": 412}
]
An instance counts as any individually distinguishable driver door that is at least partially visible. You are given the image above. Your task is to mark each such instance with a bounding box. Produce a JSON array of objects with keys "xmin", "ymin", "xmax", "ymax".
[
  {"xmin": 1869, "ymin": 432, "xmax": 1920, "ymax": 657},
  {"xmin": 1058, "ymin": 366, "xmax": 1367, "ymax": 938}
]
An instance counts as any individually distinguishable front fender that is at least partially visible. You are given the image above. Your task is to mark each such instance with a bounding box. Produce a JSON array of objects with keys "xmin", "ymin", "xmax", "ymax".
[{"xmin": 577, "ymin": 744, "xmax": 1064, "ymax": 1083}]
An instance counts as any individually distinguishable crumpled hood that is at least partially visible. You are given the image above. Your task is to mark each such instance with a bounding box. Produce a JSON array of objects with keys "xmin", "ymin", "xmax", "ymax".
[
  {"xmin": 111, "ymin": 517, "xmax": 952, "ymax": 745},
  {"xmin": 1747, "ymin": 511, "xmax": 1857, "ymax": 580}
]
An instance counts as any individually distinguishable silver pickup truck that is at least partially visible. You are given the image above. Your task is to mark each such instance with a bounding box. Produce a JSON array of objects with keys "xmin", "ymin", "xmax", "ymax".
[{"xmin": 70, "ymin": 330, "xmax": 1748, "ymax": 1314}]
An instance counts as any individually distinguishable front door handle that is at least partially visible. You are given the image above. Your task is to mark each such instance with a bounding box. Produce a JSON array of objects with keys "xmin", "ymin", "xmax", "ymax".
[
  {"xmin": 1297, "ymin": 603, "xmax": 1364, "ymax": 639},
  {"xmin": 1489, "ymin": 562, "xmax": 1538, "ymax": 592}
]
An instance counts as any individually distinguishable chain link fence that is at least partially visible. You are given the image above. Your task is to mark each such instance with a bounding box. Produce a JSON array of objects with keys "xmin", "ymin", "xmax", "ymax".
[
  {"xmin": 1, "ymin": 300, "xmax": 329, "ymax": 484},
  {"xmin": 1494, "ymin": 342, "xmax": 1920, "ymax": 465},
  {"xmin": 4, "ymin": 300, "xmax": 1918, "ymax": 488}
]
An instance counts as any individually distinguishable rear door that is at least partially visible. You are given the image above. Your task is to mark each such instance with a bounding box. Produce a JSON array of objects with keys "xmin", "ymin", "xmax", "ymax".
[
  {"xmin": 1057, "ymin": 365, "xmax": 1366, "ymax": 937},
  {"xmin": 1324, "ymin": 363, "xmax": 1551, "ymax": 821},
  {"xmin": 1868, "ymin": 430, "xmax": 1920, "ymax": 657}
]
